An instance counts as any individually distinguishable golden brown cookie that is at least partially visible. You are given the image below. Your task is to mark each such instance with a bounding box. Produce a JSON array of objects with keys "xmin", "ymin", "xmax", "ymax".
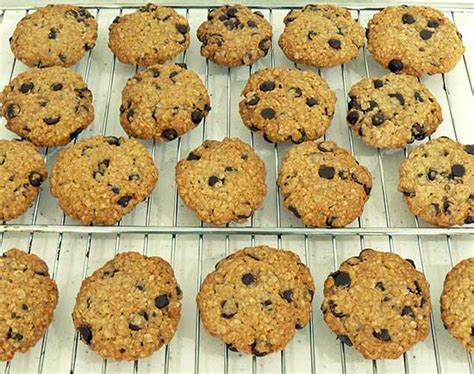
[
  {"xmin": 176, "ymin": 138, "xmax": 266, "ymax": 225},
  {"xmin": 50, "ymin": 135, "xmax": 158, "ymax": 225},
  {"xmin": 278, "ymin": 140, "xmax": 372, "ymax": 227},
  {"xmin": 279, "ymin": 4, "xmax": 364, "ymax": 68},
  {"xmin": 1, "ymin": 66, "xmax": 94, "ymax": 147},
  {"xmin": 0, "ymin": 140, "xmax": 47, "ymax": 222},
  {"xmin": 322, "ymin": 249, "xmax": 432, "ymax": 360},
  {"xmin": 0, "ymin": 248, "xmax": 58, "ymax": 362},
  {"xmin": 239, "ymin": 67, "xmax": 336, "ymax": 143},
  {"xmin": 10, "ymin": 4, "xmax": 97, "ymax": 67},
  {"xmin": 398, "ymin": 137, "xmax": 474, "ymax": 227},
  {"xmin": 440, "ymin": 257, "xmax": 474, "ymax": 353},
  {"xmin": 197, "ymin": 245, "xmax": 315, "ymax": 356},
  {"xmin": 197, "ymin": 5, "xmax": 272, "ymax": 66},
  {"xmin": 120, "ymin": 63, "xmax": 211, "ymax": 141},
  {"xmin": 72, "ymin": 252, "xmax": 182, "ymax": 361},
  {"xmin": 108, "ymin": 4, "xmax": 190, "ymax": 66},
  {"xmin": 367, "ymin": 6, "xmax": 465, "ymax": 76}
]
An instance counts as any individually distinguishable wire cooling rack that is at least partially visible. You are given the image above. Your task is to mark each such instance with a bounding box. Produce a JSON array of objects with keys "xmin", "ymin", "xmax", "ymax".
[{"xmin": 0, "ymin": 3, "xmax": 473, "ymax": 374}]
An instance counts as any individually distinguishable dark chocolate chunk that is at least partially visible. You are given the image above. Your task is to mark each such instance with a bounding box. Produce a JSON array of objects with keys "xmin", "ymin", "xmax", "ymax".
[
  {"xmin": 20, "ymin": 82, "xmax": 34, "ymax": 94},
  {"xmin": 261, "ymin": 107, "xmax": 275, "ymax": 119},
  {"xmin": 373, "ymin": 79, "xmax": 384, "ymax": 89},
  {"xmin": 420, "ymin": 29, "xmax": 433, "ymax": 40},
  {"xmin": 328, "ymin": 38, "xmax": 341, "ymax": 49},
  {"xmin": 241, "ymin": 273, "xmax": 255, "ymax": 285},
  {"xmin": 346, "ymin": 111, "xmax": 359, "ymax": 125},
  {"xmin": 117, "ymin": 195, "xmax": 132, "ymax": 207},
  {"xmin": 281, "ymin": 289, "xmax": 293, "ymax": 302},
  {"xmin": 388, "ymin": 59, "xmax": 403, "ymax": 73},
  {"xmin": 28, "ymin": 172, "xmax": 43, "ymax": 187},
  {"xmin": 78, "ymin": 326, "xmax": 92, "ymax": 345},
  {"xmin": 155, "ymin": 294, "xmax": 169, "ymax": 309},
  {"xmin": 402, "ymin": 13, "xmax": 415, "ymax": 24},
  {"xmin": 208, "ymin": 175, "xmax": 220, "ymax": 187},
  {"xmin": 338, "ymin": 335, "xmax": 353, "ymax": 346},
  {"xmin": 259, "ymin": 81, "xmax": 275, "ymax": 92},
  {"xmin": 373, "ymin": 329, "xmax": 391, "ymax": 341},
  {"xmin": 331, "ymin": 271, "xmax": 351, "ymax": 287},
  {"xmin": 319, "ymin": 165, "xmax": 335, "ymax": 179},
  {"xmin": 187, "ymin": 152, "xmax": 200, "ymax": 161},
  {"xmin": 162, "ymin": 128, "xmax": 178, "ymax": 141}
]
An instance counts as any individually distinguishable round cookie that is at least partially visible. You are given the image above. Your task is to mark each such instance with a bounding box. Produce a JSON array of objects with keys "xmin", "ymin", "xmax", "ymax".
[
  {"xmin": 50, "ymin": 135, "xmax": 158, "ymax": 225},
  {"xmin": 367, "ymin": 6, "xmax": 465, "ymax": 76},
  {"xmin": 322, "ymin": 249, "xmax": 432, "ymax": 360},
  {"xmin": 239, "ymin": 67, "xmax": 336, "ymax": 144},
  {"xmin": 197, "ymin": 5, "xmax": 272, "ymax": 67},
  {"xmin": 0, "ymin": 248, "xmax": 58, "ymax": 362},
  {"xmin": 197, "ymin": 245, "xmax": 315, "ymax": 356},
  {"xmin": 10, "ymin": 5, "xmax": 97, "ymax": 68},
  {"xmin": 1, "ymin": 66, "xmax": 94, "ymax": 147},
  {"xmin": 108, "ymin": 4, "xmax": 190, "ymax": 66},
  {"xmin": 73, "ymin": 251, "xmax": 182, "ymax": 361},
  {"xmin": 120, "ymin": 63, "xmax": 211, "ymax": 141},
  {"xmin": 278, "ymin": 4, "xmax": 364, "ymax": 68},
  {"xmin": 0, "ymin": 140, "xmax": 47, "ymax": 222},
  {"xmin": 440, "ymin": 257, "xmax": 474, "ymax": 353},
  {"xmin": 176, "ymin": 138, "xmax": 266, "ymax": 225},
  {"xmin": 346, "ymin": 73, "xmax": 442, "ymax": 148},
  {"xmin": 398, "ymin": 137, "xmax": 474, "ymax": 227},
  {"xmin": 278, "ymin": 140, "xmax": 372, "ymax": 227}
]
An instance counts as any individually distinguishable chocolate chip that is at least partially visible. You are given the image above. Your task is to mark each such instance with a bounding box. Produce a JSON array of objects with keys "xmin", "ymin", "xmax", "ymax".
[
  {"xmin": 464, "ymin": 145, "xmax": 474, "ymax": 155},
  {"xmin": 375, "ymin": 281, "xmax": 385, "ymax": 291},
  {"xmin": 402, "ymin": 13, "xmax": 415, "ymax": 24},
  {"xmin": 411, "ymin": 123, "xmax": 426, "ymax": 140},
  {"xmin": 295, "ymin": 323, "xmax": 303, "ymax": 330},
  {"xmin": 306, "ymin": 97, "xmax": 318, "ymax": 107},
  {"xmin": 43, "ymin": 116, "xmax": 60, "ymax": 125},
  {"xmin": 111, "ymin": 186, "xmax": 120, "ymax": 194},
  {"xmin": 227, "ymin": 343, "xmax": 238, "ymax": 352},
  {"xmin": 246, "ymin": 96, "xmax": 259, "ymax": 105},
  {"xmin": 414, "ymin": 92, "xmax": 424, "ymax": 103},
  {"xmin": 348, "ymin": 97, "xmax": 361, "ymax": 110},
  {"xmin": 247, "ymin": 20, "xmax": 257, "ymax": 28},
  {"xmin": 219, "ymin": 14, "xmax": 228, "ymax": 21},
  {"xmin": 406, "ymin": 258, "xmax": 416, "ymax": 268},
  {"xmin": 281, "ymin": 289, "xmax": 293, "ymax": 302},
  {"xmin": 389, "ymin": 93, "xmax": 405, "ymax": 106},
  {"xmin": 427, "ymin": 20, "xmax": 439, "ymax": 28},
  {"xmin": 191, "ymin": 110, "xmax": 203, "ymax": 125},
  {"xmin": 242, "ymin": 273, "xmax": 255, "ymax": 285},
  {"xmin": 117, "ymin": 195, "xmax": 132, "ymax": 207},
  {"xmin": 451, "ymin": 164, "xmax": 465, "ymax": 177},
  {"xmin": 50, "ymin": 82, "xmax": 63, "ymax": 91},
  {"xmin": 420, "ymin": 29, "xmax": 433, "ymax": 40},
  {"xmin": 226, "ymin": 6, "xmax": 237, "ymax": 17},
  {"xmin": 258, "ymin": 37, "xmax": 271, "ymax": 52},
  {"xmin": 328, "ymin": 38, "xmax": 341, "ymax": 49},
  {"xmin": 176, "ymin": 24, "xmax": 188, "ymax": 34},
  {"xmin": 338, "ymin": 335, "xmax": 352, "ymax": 346},
  {"xmin": 289, "ymin": 205, "xmax": 301, "ymax": 218},
  {"xmin": 401, "ymin": 306, "xmax": 415, "ymax": 318},
  {"xmin": 20, "ymin": 82, "xmax": 34, "ymax": 94},
  {"xmin": 187, "ymin": 152, "xmax": 200, "ymax": 161},
  {"xmin": 388, "ymin": 59, "xmax": 403, "ymax": 73},
  {"xmin": 162, "ymin": 128, "xmax": 178, "ymax": 141},
  {"xmin": 373, "ymin": 79, "xmax": 384, "ymax": 89},
  {"xmin": 209, "ymin": 176, "xmax": 222, "ymax": 187},
  {"xmin": 373, "ymin": 329, "xmax": 391, "ymax": 341},
  {"xmin": 221, "ymin": 300, "xmax": 238, "ymax": 318},
  {"xmin": 329, "ymin": 300, "xmax": 345, "ymax": 317},
  {"xmin": 261, "ymin": 107, "xmax": 275, "ymax": 119},
  {"xmin": 78, "ymin": 326, "xmax": 92, "ymax": 345},
  {"xmin": 155, "ymin": 294, "xmax": 169, "ymax": 309},
  {"xmin": 48, "ymin": 29, "xmax": 57, "ymax": 39},
  {"xmin": 372, "ymin": 113, "xmax": 385, "ymax": 126},
  {"xmin": 465, "ymin": 216, "xmax": 474, "ymax": 224},
  {"xmin": 427, "ymin": 170, "xmax": 437, "ymax": 181},
  {"xmin": 28, "ymin": 172, "xmax": 43, "ymax": 187},
  {"xmin": 319, "ymin": 165, "xmax": 335, "ymax": 179},
  {"xmin": 261, "ymin": 299, "xmax": 272, "ymax": 307},
  {"xmin": 346, "ymin": 111, "xmax": 359, "ymax": 125},
  {"xmin": 129, "ymin": 323, "xmax": 141, "ymax": 331},
  {"xmin": 135, "ymin": 283, "xmax": 145, "ymax": 291},
  {"xmin": 175, "ymin": 62, "xmax": 187, "ymax": 70},
  {"xmin": 364, "ymin": 184, "xmax": 372, "ymax": 195},
  {"xmin": 251, "ymin": 341, "xmax": 267, "ymax": 357},
  {"xmin": 259, "ymin": 81, "xmax": 275, "ymax": 92},
  {"xmin": 22, "ymin": 304, "xmax": 29, "ymax": 311},
  {"xmin": 307, "ymin": 31, "xmax": 317, "ymax": 40},
  {"xmin": 332, "ymin": 271, "xmax": 351, "ymax": 287},
  {"xmin": 128, "ymin": 173, "xmax": 140, "ymax": 181},
  {"xmin": 6, "ymin": 104, "xmax": 20, "ymax": 119},
  {"xmin": 58, "ymin": 53, "xmax": 66, "ymax": 63},
  {"xmin": 105, "ymin": 136, "xmax": 120, "ymax": 146}
]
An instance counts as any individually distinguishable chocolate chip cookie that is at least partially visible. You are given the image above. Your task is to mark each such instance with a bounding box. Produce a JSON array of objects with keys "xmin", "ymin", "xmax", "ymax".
[
  {"xmin": 73, "ymin": 251, "xmax": 182, "ymax": 361},
  {"xmin": 346, "ymin": 73, "xmax": 442, "ymax": 148},
  {"xmin": 1, "ymin": 66, "xmax": 94, "ymax": 147},
  {"xmin": 175, "ymin": 138, "xmax": 266, "ymax": 225},
  {"xmin": 50, "ymin": 135, "xmax": 158, "ymax": 225},
  {"xmin": 322, "ymin": 248, "xmax": 431, "ymax": 360},
  {"xmin": 440, "ymin": 257, "xmax": 474, "ymax": 353},
  {"xmin": 279, "ymin": 4, "xmax": 365, "ymax": 68},
  {"xmin": 278, "ymin": 140, "xmax": 372, "ymax": 227},
  {"xmin": 197, "ymin": 245, "xmax": 315, "ymax": 356},
  {"xmin": 10, "ymin": 4, "xmax": 97, "ymax": 68},
  {"xmin": 108, "ymin": 4, "xmax": 190, "ymax": 66},
  {"xmin": 367, "ymin": 6, "xmax": 465, "ymax": 76},
  {"xmin": 0, "ymin": 140, "xmax": 47, "ymax": 222},
  {"xmin": 120, "ymin": 63, "xmax": 211, "ymax": 141},
  {"xmin": 239, "ymin": 67, "xmax": 336, "ymax": 143},
  {"xmin": 0, "ymin": 248, "xmax": 58, "ymax": 362},
  {"xmin": 197, "ymin": 5, "xmax": 272, "ymax": 66},
  {"xmin": 398, "ymin": 137, "xmax": 474, "ymax": 227}
]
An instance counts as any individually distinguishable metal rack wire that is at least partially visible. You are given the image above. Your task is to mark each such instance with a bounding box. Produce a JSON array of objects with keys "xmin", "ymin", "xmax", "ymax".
[{"xmin": 0, "ymin": 3, "xmax": 472, "ymax": 374}]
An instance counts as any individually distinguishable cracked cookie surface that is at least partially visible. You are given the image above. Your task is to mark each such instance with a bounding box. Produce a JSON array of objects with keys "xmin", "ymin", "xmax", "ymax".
[
  {"xmin": 440, "ymin": 257, "xmax": 474, "ymax": 353},
  {"xmin": 346, "ymin": 73, "xmax": 442, "ymax": 148},
  {"xmin": 239, "ymin": 67, "xmax": 336, "ymax": 143},
  {"xmin": 398, "ymin": 137, "xmax": 474, "ymax": 227},
  {"xmin": 0, "ymin": 140, "xmax": 47, "ymax": 222},
  {"xmin": 278, "ymin": 140, "xmax": 372, "ymax": 227},
  {"xmin": 73, "ymin": 252, "xmax": 182, "ymax": 361},
  {"xmin": 50, "ymin": 135, "xmax": 158, "ymax": 225},
  {"xmin": 176, "ymin": 138, "xmax": 266, "ymax": 225},
  {"xmin": 367, "ymin": 6, "xmax": 464, "ymax": 76},
  {"xmin": 197, "ymin": 5, "xmax": 272, "ymax": 66},
  {"xmin": 120, "ymin": 63, "xmax": 210, "ymax": 141},
  {"xmin": 108, "ymin": 4, "xmax": 190, "ymax": 66},
  {"xmin": 10, "ymin": 4, "xmax": 97, "ymax": 68},
  {"xmin": 197, "ymin": 245, "xmax": 315, "ymax": 356},
  {"xmin": 279, "ymin": 4, "xmax": 364, "ymax": 68},
  {"xmin": 1, "ymin": 66, "xmax": 94, "ymax": 147},
  {"xmin": 0, "ymin": 248, "xmax": 58, "ymax": 362},
  {"xmin": 322, "ymin": 249, "xmax": 431, "ymax": 359}
]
